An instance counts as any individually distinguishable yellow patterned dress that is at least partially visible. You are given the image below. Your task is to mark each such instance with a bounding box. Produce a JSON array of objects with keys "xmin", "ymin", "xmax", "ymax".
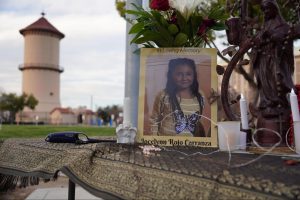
[{"xmin": 150, "ymin": 90, "xmax": 207, "ymax": 137}]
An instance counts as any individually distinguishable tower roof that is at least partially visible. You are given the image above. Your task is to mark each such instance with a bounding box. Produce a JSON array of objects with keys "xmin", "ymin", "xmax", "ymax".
[{"xmin": 20, "ymin": 16, "xmax": 65, "ymax": 39}]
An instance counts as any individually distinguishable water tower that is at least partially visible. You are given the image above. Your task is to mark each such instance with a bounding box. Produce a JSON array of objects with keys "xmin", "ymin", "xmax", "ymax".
[{"xmin": 19, "ymin": 13, "xmax": 65, "ymax": 122}]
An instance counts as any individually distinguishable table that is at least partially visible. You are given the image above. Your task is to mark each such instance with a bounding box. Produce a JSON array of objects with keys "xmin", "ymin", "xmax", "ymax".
[{"xmin": 0, "ymin": 138, "xmax": 300, "ymax": 199}]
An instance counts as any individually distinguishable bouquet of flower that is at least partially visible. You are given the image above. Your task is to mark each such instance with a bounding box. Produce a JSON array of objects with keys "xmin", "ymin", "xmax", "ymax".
[{"xmin": 126, "ymin": 0, "xmax": 228, "ymax": 48}]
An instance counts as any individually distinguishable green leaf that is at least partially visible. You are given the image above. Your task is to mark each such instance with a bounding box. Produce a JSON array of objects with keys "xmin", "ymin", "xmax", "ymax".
[
  {"xmin": 155, "ymin": 23, "xmax": 174, "ymax": 45},
  {"xmin": 139, "ymin": 29, "xmax": 172, "ymax": 47},
  {"xmin": 160, "ymin": 16, "xmax": 169, "ymax": 27},
  {"xmin": 175, "ymin": 11, "xmax": 187, "ymax": 32},
  {"xmin": 133, "ymin": 36, "xmax": 152, "ymax": 44},
  {"xmin": 190, "ymin": 15, "xmax": 203, "ymax": 37},
  {"xmin": 131, "ymin": 3, "xmax": 145, "ymax": 12},
  {"xmin": 212, "ymin": 22, "xmax": 226, "ymax": 31},
  {"xmin": 208, "ymin": 6, "xmax": 228, "ymax": 20},
  {"xmin": 144, "ymin": 21, "xmax": 156, "ymax": 27},
  {"xmin": 125, "ymin": 10, "xmax": 151, "ymax": 18},
  {"xmin": 150, "ymin": 10, "xmax": 163, "ymax": 23},
  {"xmin": 190, "ymin": 15, "xmax": 203, "ymax": 28},
  {"xmin": 129, "ymin": 22, "xmax": 145, "ymax": 34},
  {"xmin": 132, "ymin": 30, "xmax": 162, "ymax": 44},
  {"xmin": 154, "ymin": 38, "xmax": 170, "ymax": 47},
  {"xmin": 130, "ymin": 29, "xmax": 146, "ymax": 44}
]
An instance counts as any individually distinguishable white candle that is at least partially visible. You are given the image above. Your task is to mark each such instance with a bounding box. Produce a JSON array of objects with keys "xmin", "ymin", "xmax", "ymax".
[
  {"xmin": 239, "ymin": 94, "xmax": 249, "ymax": 130},
  {"xmin": 290, "ymin": 89, "xmax": 300, "ymax": 121},
  {"xmin": 294, "ymin": 121, "xmax": 300, "ymax": 154},
  {"xmin": 218, "ymin": 121, "xmax": 240, "ymax": 151},
  {"xmin": 123, "ymin": 97, "xmax": 131, "ymax": 126}
]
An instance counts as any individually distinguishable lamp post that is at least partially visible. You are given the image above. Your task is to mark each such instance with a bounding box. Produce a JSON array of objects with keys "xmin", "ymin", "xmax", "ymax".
[{"xmin": 124, "ymin": 0, "xmax": 142, "ymax": 127}]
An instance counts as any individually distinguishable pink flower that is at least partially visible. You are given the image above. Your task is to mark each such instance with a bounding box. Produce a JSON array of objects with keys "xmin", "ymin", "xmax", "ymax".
[
  {"xmin": 150, "ymin": 0, "xmax": 170, "ymax": 11},
  {"xmin": 169, "ymin": 12, "xmax": 177, "ymax": 24}
]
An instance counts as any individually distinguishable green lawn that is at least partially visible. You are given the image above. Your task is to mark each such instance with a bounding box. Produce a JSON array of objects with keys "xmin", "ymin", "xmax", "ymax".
[{"xmin": 0, "ymin": 124, "xmax": 115, "ymax": 139}]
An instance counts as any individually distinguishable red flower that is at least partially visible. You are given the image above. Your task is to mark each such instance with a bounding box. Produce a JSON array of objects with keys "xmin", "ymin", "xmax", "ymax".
[
  {"xmin": 197, "ymin": 19, "xmax": 216, "ymax": 36},
  {"xmin": 150, "ymin": 0, "xmax": 170, "ymax": 11}
]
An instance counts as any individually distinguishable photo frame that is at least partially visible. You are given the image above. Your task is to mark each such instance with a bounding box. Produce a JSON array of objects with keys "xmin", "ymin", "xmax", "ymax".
[{"xmin": 138, "ymin": 48, "xmax": 218, "ymax": 147}]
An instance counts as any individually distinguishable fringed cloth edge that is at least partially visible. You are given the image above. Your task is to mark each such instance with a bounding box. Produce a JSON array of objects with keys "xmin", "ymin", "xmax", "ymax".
[{"xmin": 0, "ymin": 167, "xmax": 58, "ymax": 192}]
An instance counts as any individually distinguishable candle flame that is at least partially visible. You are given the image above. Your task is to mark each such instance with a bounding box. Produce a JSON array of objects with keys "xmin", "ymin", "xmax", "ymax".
[
  {"xmin": 291, "ymin": 89, "xmax": 296, "ymax": 95},
  {"xmin": 240, "ymin": 93, "xmax": 244, "ymax": 99}
]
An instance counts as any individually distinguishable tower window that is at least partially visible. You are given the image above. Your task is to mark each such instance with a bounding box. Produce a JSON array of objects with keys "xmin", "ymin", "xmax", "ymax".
[{"xmin": 50, "ymin": 92, "xmax": 54, "ymax": 96}]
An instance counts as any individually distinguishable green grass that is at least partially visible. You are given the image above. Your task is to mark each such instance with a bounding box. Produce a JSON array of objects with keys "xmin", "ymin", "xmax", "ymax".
[{"xmin": 0, "ymin": 124, "xmax": 115, "ymax": 139}]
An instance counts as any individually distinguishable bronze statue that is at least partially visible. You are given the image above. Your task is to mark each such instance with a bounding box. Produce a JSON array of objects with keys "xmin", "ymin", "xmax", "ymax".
[
  {"xmin": 253, "ymin": 0, "xmax": 295, "ymax": 145},
  {"xmin": 222, "ymin": 0, "xmax": 297, "ymax": 146},
  {"xmin": 253, "ymin": 0, "xmax": 295, "ymax": 118}
]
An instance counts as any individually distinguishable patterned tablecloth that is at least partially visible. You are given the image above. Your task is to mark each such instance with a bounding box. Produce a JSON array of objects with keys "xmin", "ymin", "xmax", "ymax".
[{"xmin": 0, "ymin": 138, "xmax": 300, "ymax": 199}]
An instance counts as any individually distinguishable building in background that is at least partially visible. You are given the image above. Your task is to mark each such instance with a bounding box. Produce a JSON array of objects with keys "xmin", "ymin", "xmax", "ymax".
[
  {"xmin": 50, "ymin": 107, "xmax": 76, "ymax": 125},
  {"xmin": 18, "ymin": 13, "xmax": 64, "ymax": 123},
  {"xmin": 72, "ymin": 106, "xmax": 97, "ymax": 125}
]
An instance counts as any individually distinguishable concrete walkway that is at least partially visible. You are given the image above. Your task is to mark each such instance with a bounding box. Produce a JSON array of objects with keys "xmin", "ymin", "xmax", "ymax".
[{"xmin": 26, "ymin": 187, "xmax": 102, "ymax": 200}]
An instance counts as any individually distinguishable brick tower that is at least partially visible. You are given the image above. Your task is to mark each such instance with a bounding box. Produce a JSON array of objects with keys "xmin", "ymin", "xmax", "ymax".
[{"xmin": 19, "ymin": 13, "xmax": 65, "ymax": 123}]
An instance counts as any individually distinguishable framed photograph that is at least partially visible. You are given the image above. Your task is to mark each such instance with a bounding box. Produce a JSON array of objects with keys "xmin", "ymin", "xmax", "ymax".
[{"xmin": 138, "ymin": 48, "xmax": 218, "ymax": 147}]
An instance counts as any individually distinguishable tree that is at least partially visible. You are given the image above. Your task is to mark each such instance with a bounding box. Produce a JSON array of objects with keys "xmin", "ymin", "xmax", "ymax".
[
  {"xmin": 26, "ymin": 94, "xmax": 39, "ymax": 110},
  {"xmin": 96, "ymin": 105, "xmax": 122, "ymax": 125},
  {"xmin": 115, "ymin": 0, "xmax": 126, "ymax": 18},
  {"xmin": 0, "ymin": 93, "xmax": 38, "ymax": 123}
]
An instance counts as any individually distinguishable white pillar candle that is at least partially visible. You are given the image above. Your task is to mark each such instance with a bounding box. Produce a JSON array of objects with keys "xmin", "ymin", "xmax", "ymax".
[
  {"xmin": 123, "ymin": 97, "xmax": 131, "ymax": 126},
  {"xmin": 290, "ymin": 89, "xmax": 300, "ymax": 121},
  {"xmin": 294, "ymin": 121, "xmax": 300, "ymax": 154},
  {"xmin": 239, "ymin": 94, "xmax": 249, "ymax": 130}
]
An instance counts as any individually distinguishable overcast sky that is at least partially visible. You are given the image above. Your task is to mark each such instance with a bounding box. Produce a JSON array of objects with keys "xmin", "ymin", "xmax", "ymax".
[{"xmin": 0, "ymin": 0, "xmax": 127, "ymax": 110}]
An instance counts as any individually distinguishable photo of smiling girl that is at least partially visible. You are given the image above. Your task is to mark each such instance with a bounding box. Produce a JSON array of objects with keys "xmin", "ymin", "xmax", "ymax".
[{"xmin": 150, "ymin": 58, "xmax": 209, "ymax": 137}]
